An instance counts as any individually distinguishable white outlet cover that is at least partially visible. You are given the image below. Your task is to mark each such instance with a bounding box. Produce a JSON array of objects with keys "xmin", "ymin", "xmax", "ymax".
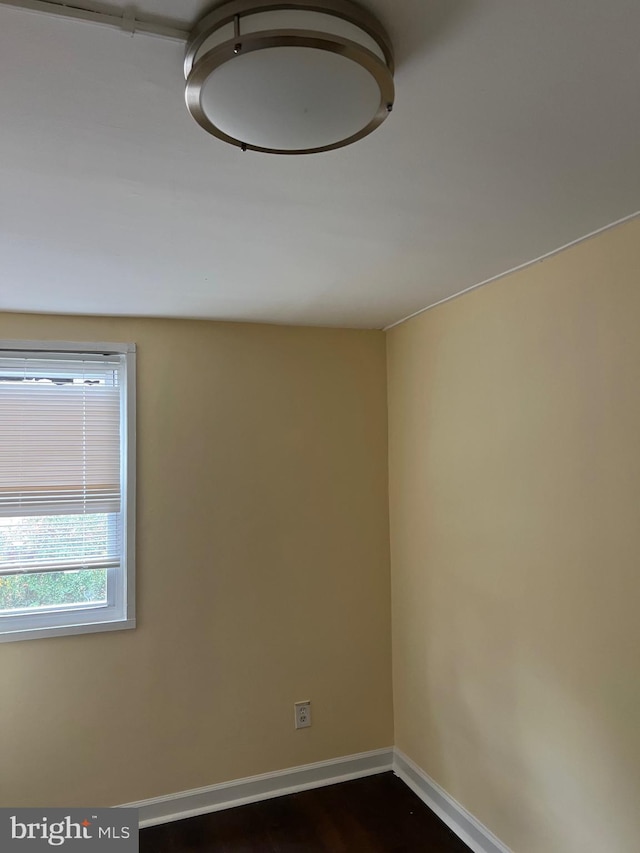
[{"xmin": 294, "ymin": 701, "xmax": 311, "ymax": 729}]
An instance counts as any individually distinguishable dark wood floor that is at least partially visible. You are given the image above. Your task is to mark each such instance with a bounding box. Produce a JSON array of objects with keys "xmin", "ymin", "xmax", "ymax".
[{"xmin": 140, "ymin": 772, "xmax": 471, "ymax": 852}]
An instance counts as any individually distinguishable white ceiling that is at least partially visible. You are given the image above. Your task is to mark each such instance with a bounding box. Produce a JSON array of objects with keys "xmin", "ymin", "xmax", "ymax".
[{"xmin": 0, "ymin": 0, "xmax": 638, "ymax": 329}]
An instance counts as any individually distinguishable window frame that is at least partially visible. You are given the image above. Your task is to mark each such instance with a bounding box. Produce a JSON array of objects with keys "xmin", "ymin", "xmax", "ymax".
[{"xmin": 0, "ymin": 340, "xmax": 136, "ymax": 643}]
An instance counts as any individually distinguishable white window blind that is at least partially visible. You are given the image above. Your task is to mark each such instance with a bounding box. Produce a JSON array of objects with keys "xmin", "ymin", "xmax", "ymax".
[{"xmin": 0, "ymin": 352, "xmax": 123, "ymax": 577}]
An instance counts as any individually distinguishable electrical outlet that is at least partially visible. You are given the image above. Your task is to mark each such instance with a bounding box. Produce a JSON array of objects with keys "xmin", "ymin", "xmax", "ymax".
[{"xmin": 294, "ymin": 700, "xmax": 311, "ymax": 729}]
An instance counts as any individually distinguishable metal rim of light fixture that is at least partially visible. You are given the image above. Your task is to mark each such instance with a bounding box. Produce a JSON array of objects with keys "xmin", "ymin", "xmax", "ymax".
[{"xmin": 183, "ymin": 0, "xmax": 395, "ymax": 155}]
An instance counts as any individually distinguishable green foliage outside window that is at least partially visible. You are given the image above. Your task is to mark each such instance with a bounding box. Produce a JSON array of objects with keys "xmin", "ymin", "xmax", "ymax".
[
  {"xmin": 0, "ymin": 514, "xmax": 110, "ymax": 610},
  {"xmin": 0, "ymin": 570, "xmax": 107, "ymax": 610}
]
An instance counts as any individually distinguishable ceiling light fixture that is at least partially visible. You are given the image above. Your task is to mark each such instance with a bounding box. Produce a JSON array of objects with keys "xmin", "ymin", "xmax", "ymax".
[{"xmin": 184, "ymin": 0, "xmax": 395, "ymax": 154}]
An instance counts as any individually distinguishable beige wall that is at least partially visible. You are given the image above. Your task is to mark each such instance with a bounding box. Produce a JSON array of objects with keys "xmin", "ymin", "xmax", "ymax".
[
  {"xmin": 387, "ymin": 217, "xmax": 640, "ymax": 853},
  {"xmin": 0, "ymin": 313, "xmax": 393, "ymax": 807}
]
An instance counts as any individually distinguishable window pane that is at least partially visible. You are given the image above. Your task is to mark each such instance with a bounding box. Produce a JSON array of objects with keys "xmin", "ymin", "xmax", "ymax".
[
  {"xmin": 0, "ymin": 346, "xmax": 133, "ymax": 640},
  {"xmin": 0, "ymin": 569, "xmax": 107, "ymax": 611},
  {"xmin": 0, "ymin": 513, "xmax": 117, "ymax": 569}
]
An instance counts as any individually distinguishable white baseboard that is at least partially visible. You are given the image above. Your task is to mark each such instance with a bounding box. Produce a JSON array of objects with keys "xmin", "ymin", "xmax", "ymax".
[
  {"xmin": 120, "ymin": 747, "xmax": 394, "ymax": 828},
  {"xmin": 119, "ymin": 743, "xmax": 512, "ymax": 853},
  {"xmin": 393, "ymin": 748, "xmax": 513, "ymax": 853}
]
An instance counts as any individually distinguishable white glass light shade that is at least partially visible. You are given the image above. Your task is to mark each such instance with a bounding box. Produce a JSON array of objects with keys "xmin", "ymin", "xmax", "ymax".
[
  {"xmin": 185, "ymin": 0, "xmax": 395, "ymax": 155},
  {"xmin": 200, "ymin": 47, "xmax": 381, "ymax": 151}
]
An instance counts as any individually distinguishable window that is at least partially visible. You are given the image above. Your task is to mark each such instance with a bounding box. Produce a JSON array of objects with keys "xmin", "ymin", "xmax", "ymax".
[{"xmin": 0, "ymin": 341, "xmax": 135, "ymax": 642}]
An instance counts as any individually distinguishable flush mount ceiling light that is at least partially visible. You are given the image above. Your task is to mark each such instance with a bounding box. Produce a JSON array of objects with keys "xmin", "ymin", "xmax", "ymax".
[{"xmin": 184, "ymin": 0, "xmax": 395, "ymax": 154}]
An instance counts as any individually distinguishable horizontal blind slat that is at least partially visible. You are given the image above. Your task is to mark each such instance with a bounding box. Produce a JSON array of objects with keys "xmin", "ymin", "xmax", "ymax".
[{"xmin": 0, "ymin": 558, "xmax": 119, "ymax": 577}]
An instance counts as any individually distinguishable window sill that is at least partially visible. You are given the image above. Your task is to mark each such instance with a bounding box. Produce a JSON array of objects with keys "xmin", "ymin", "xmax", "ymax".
[{"xmin": 0, "ymin": 616, "xmax": 136, "ymax": 643}]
